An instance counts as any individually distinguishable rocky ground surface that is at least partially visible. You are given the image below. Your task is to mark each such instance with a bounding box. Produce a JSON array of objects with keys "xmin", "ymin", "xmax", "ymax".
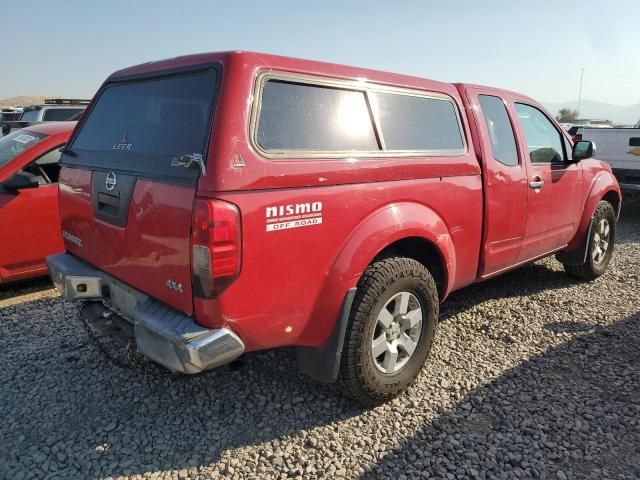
[{"xmin": 1, "ymin": 206, "xmax": 638, "ymax": 480}]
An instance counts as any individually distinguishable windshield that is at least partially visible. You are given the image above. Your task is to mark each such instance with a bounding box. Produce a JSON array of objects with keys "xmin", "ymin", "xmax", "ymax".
[
  {"xmin": 0, "ymin": 130, "xmax": 47, "ymax": 168},
  {"xmin": 20, "ymin": 110, "xmax": 41, "ymax": 122}
]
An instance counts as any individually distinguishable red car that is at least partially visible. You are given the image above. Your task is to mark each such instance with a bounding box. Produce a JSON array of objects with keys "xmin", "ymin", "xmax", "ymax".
[
  {"xmin": 0, "ymin": 122, "xmax": 74, "ymax": 284},
  {"xmin": 47, "ymin": 52, "xmax": 620, "ymax": 404}
]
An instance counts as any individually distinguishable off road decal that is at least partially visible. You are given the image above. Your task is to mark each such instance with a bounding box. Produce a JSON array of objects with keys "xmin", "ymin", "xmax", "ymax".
[{"xmin": 265, "ymin": 202, "xmax": 323, "ymax": 232}]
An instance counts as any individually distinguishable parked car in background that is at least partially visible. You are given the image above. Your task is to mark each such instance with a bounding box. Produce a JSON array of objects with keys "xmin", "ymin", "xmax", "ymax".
[
  {"xmin": 0, "ymin": 107, "xmax": 22, "ymax": 121},
  {"xmin": 47, "ymin": 52, "xmax": 620, "ymax": 405},
  {"xmin": 579, "ymin": 127, "xmax": 640, "ymax": 203},
  {"xmin": 567, "ymin": 125, "xmax": 583, "ymax": 138},
  {"xmin": 0, "ymin": 99, "xmax": 88, "ymax": 135},
  {"xmin": 567, "ymin": 123, "xmax": 612, "ymax": 142},
  {"xmin": 0, "ymin": 122, "xmax": 75, "ymax": 284},
  {"xmin": 0, "ymin": 108, "xmax": 23, "ymax": 136}
]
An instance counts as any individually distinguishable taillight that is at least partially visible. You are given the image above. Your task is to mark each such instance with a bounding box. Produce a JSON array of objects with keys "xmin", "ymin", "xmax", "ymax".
[{"xmin": 191, "ymin": 199, "xmax": 241, "ymax": 298}]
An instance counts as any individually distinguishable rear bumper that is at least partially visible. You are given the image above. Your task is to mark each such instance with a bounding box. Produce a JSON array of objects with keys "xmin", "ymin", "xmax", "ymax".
[
  {"xmin": 46, "ymin": 252, "xmax": 244, "ymax": 374},
  {"xmin": 612, "ymin": 168, "xmax": 640, "ymax": 192}
]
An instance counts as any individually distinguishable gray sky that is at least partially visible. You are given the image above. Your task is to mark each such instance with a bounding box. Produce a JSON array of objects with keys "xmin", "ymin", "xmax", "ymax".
[{"xmin": 2, "ymin": 0, "xmax": 639, "ymax": 106}]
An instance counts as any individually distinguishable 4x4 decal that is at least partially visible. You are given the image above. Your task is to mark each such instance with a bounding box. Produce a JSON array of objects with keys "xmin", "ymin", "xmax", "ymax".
[{"xmin": 166, "ymin": 279, "xmax": 183, "ymax": 294}]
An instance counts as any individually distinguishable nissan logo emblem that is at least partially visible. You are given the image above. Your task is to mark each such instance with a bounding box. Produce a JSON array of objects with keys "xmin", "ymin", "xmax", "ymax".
[{"xmin": 105, "ymin": 171, "xmax": 117, "ymax": 191}]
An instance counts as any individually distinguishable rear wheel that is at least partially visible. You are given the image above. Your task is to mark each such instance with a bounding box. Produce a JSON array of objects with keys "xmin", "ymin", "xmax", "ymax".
[
  {"xmin": 563, "ymin": 200, "xmax": 616, "ymax": 280},
  {"xmin": 337, "ymin": 257, "xmax": 438, "ymax": 406}
]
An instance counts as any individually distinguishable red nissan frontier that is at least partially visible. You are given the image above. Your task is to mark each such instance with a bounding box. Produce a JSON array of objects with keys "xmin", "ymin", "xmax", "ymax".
[{"xmin": 47, "ymin": 51, "xmax": 621, "ymax": 405}]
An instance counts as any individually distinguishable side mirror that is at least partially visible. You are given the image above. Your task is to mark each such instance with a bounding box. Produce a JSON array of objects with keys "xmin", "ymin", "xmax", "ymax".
[
  {"xmin": 573, "ymin": 140, "xmax": 596, "ymax": 162},
  {"xmin": 1, "ymin": 171, "xmax": 40, "ymax": 192}
]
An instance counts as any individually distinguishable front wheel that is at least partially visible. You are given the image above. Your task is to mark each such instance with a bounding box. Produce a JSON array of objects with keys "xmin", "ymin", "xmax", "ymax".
[
  {"xmin": 563, "ymin": 200, "xmax": 616, "ymax": 280},
  {"xmin": 337, "ymin": 257, "xmax": 438, "ymax": 406}
]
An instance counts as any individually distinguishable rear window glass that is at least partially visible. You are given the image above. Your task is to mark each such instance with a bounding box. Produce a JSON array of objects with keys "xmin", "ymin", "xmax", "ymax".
[
  {"xmin": 43, "ymin": 108, "xmax": 83, "ymax": 121},
  {"xmin": 71, "ymin": 70, "xmax": 217, "ymax": 157},
  {"xmin": 0, "ymin": 130, "xmax": 46, "ymax": 168},
  {"xmin": 257, "ymin": 80, "xmax": 379, "ymax": 152},
  {"xmin": 370, "ymin": 92, "xmax": 464, "ymax": 152},
  {"xmin": 478, "ymin": 95, "xmax": 519, "ymax": 166}
]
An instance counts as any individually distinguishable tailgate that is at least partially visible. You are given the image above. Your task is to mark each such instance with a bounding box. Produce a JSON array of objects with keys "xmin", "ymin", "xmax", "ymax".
[
  {"xmin": 582, "ymin": 128, "xmax": 640, "ymax": 170},
  {"xmin": 58, "ymin": 66, "xmax": 220, "ymax": 315}
]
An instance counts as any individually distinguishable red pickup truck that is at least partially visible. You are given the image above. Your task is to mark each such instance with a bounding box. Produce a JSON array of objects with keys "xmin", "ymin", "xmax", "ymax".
[{"xmin": 47, "ymin": 51, "xmax": 621, "ymax": 405}]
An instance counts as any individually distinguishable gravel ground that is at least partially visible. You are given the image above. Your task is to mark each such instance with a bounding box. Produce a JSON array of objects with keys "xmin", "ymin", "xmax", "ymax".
[{"xmin": 1, "ymin": 205, "xmax": 638, "ymax": 480}]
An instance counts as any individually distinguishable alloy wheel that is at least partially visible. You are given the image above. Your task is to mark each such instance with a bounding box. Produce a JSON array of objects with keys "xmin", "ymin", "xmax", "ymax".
[
  {"xmin": 592, "ymin": 218, "xmax": 611, "ymax": 264},
  {"xmin": 371, "ymin": 291, "xmax": 422, "ymax": 374}
]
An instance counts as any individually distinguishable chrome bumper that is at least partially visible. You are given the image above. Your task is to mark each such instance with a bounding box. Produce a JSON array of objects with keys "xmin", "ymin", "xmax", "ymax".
[{"xmin": 46, "ymin": 253, "xmax": 244, "ymax": 374}]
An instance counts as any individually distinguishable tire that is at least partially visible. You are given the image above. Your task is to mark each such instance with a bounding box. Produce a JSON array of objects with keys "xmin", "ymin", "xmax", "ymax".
[
  {"xmin": 337, "ymin": 257, "xmax": 438, "ymax": 406},
  {"xmin": 563, "ymin": 200, "xmax": 616, "ymax": 280}
]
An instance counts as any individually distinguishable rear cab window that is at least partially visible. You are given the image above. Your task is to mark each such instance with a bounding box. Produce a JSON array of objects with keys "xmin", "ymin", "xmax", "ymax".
[
  {"xmin": 253, "ymin": 73, "xmax": 465, "ymax": 158},
  {"xmin": 64, "ymin": 67, "xmax": 220, "ymax": 184},
  {"xmin": 43, "ymin": 108, "xmax": 84, "ymax": 121},
  {"xmin": 477, "ymin": 95, "xmax": 519, "ymax": 166}
]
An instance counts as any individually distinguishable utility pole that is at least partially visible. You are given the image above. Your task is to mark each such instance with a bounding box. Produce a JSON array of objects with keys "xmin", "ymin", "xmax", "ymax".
[{"xmin": 577, "ymin": 68, "xmax": 584, "ymax": 119}]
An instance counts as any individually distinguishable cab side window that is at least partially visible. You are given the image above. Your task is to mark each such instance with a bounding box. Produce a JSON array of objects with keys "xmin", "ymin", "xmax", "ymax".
[
  {"xmin": 515, "ymin": 103, "xmax": 565, "ymax": 164},
  {"xmin": 257, "ymin": 80, "xmax": 379, "ymax": 152},
  {"xmin": 23, "ymin": 147, "xmax": 63, "ymax": 184}
]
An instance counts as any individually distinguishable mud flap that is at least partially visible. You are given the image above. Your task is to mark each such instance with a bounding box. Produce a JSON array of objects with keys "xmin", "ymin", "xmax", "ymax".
[
  {"xmin": 296, "ymin": 288, "xmax": 356, "ymax": 383},
  {"xmin": 556, "ymin": 217, "xmax": 594, "ymax": 266}
]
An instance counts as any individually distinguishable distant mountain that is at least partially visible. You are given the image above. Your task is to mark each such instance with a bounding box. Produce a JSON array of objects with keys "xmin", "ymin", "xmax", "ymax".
[
  {"xmin": 0, "ymin": 96, "xmax": 48, "ymax": 108},
  {"xmin": 543, "ymin": 99, "xmax": 640, "ymax": 125}
]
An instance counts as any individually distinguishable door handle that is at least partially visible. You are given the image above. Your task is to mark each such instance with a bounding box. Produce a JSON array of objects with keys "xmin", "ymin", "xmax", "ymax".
[{"xmin": 529, "ymin": 177, "xmax": 544, "ymax": 189}]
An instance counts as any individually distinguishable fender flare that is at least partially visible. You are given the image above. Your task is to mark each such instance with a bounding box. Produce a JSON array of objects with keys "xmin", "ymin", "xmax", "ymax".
[
  {"xmin": 559, "ymin": 170, "xmax": 621, "ymax": 263},
  {"xmin": 323, "ymin": 200, "xmax": 456, "ymax": 306},
  {"xmin": 297, "ymin": 202, "xmax": 456, "ymax": 381}
]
